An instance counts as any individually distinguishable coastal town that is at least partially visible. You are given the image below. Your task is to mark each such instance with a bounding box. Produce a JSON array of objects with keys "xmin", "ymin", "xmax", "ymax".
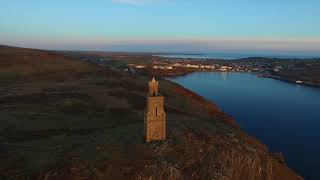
[
  {"xmin": 125, "ymin": 57, "xmax": 317, "ymax": 74},
  {"xmin": 68, "ymin": 51, "xmax": 319, "ymax": 87},
  {"xmin": 105, "ymin": 56, "xmax": 320, "ymax": 87},
  {"xmin": 127, "ymin": 61, "xmax": 249, "ymax": 72}
]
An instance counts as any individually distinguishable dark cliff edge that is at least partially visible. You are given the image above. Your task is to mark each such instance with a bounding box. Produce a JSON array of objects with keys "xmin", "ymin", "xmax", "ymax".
[{"xmin": 0, "ymin": 45, "xmax": 302, "ymax": 180}]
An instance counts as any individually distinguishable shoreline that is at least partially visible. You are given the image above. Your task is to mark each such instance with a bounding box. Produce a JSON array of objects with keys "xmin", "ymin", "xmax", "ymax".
[
  {"xmin": 171, "ymin": 81, "xmax": 240, "ymax": 129},
  {"xmin": 166, "ymin": 72, "xmax": 319, "ymax": 179},
  {"xmin": 164, "ymin": 77, "xmax": 305, "ymax": 178},
  {"xmin": 161, "ymin": 70, "xmax": 320, "ymax": 89},
  {"xmin": 165, "ymin": 78, "xmax": 271, "ymax": 150},
  {"xmin": 164, "ymin": 78, "xmax": 306, "ymax": 179},
  {"xmin": 260, "ymin": 74, "xmax": 320, "ymax": 88}
]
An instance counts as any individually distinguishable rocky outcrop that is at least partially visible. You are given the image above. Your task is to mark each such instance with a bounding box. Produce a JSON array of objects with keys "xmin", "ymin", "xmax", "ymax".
[
  {"xmin": 136, "ymin": 131, "xmax": 302, "ymax": 180},
  {"xmin": 39, "ymin": 129, "xmax": 302, "ymax": 180}
]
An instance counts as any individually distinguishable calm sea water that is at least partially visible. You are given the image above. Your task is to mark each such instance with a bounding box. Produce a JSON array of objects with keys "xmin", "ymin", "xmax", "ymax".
[{"xmin": 168, "ymin": 72, "xmax": 320, "ymax": 180}]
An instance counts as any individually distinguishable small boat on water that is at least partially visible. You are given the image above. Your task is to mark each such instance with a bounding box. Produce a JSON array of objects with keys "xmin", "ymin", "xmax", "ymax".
[{"xmin": 296, "ymin": 80, "xmax": 303, "ymax": 84}]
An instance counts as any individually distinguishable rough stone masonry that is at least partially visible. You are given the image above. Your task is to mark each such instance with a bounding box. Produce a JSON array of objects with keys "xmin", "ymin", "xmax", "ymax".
[{"xmin": 145, "ymin": 77, "xmax": 166, "ymax": 142}]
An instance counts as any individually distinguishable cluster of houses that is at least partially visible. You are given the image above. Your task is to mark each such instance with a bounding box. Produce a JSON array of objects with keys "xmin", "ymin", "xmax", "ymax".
[
  {"xmin": 128, "ymin": 62, "xmax": 254, "ymax": 72},
  {"xmin": 173, "ymin": 63, "xmax": 215, "ymax": 69},
  {"xmin": 126, "ymin": 59, "xmax": 310, "ymax": 75}
]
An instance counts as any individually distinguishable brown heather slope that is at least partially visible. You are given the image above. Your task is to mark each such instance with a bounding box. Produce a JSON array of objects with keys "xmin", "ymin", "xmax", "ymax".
[
  {"xmin": 0, "ymin": 45, "xmax": 302, "ymax": 180},
  {"xmin": 0, "ymin": 45, "xmax": 100, "ymax": 81}
]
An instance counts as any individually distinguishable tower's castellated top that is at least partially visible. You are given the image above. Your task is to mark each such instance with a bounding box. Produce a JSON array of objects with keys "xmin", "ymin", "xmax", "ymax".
[{"xmin": 149, "ymin": 77, "xmax": 159, "ymax": 96}]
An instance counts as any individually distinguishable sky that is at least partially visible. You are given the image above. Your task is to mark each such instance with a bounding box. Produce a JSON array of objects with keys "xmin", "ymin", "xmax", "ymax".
[{"xmin": 1, "ymin": 0, "xmax": 320, "ymax": 55}]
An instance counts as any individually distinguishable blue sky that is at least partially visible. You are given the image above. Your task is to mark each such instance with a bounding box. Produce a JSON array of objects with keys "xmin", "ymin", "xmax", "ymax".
[{"xmin": 1, "ymin": 0, "xmax": 320, "ymax": 55}]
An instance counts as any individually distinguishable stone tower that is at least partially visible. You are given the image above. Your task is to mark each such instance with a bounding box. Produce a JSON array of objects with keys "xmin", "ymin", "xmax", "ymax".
[{"xmin": 145, "ymin": 77, "xmax": 166, "ymax": 142}]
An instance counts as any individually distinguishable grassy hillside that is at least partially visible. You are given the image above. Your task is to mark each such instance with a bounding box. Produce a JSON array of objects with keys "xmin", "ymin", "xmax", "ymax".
[
  {"xmin": 0, "ymin": 45, "xmax": 302, "ymax": 179},
  {"xmin": 0, "ymin": 45, "xmax": 100, "ymax": 81}
]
